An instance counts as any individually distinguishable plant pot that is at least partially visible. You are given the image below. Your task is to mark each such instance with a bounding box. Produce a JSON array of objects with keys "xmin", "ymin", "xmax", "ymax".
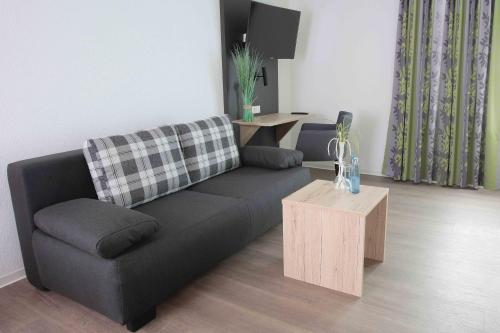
[
  {"xmin": 243, "ymin": 104, "xmax": 254, "ymax": 122},
  {"xmin": 338, "ymin": 141, "xmax": 345, "ymax": 164}
]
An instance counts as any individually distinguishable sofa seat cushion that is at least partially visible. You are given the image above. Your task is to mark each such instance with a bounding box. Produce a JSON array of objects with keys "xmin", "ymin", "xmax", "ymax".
[
  {"xmin": 122, "ymin": 190, "xmax": 252, "ymax": 317},
  {"xmin": 34, "ymin": 198, "xmax": 160, "ymax": 259},
  {"xmin": 187, "ymin": 166, "xmax": 311, "ymax": 237},
  {"xmin": 83, "ymin": 125, "xmax": 191, "ymax": 208},
  {"xmin": 175, "ymin": 115, "xmax": 240, "ymax": 183},
  {"xmin": 33, "ymin": 190, "xmax": 252, "ymax": 323}
]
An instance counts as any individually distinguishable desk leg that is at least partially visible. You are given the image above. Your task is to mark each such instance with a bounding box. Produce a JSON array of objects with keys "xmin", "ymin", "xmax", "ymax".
[
  {"xmin": 276, "ymin": 121, "xmax": 298, "ymax": 143},
  {"xmin": 239, "ymin": 126, "xmax": 260, "ymax": 146},
  {"xmin": 364, "ymin": 195, "xmax": 388, "ymax": 262}
]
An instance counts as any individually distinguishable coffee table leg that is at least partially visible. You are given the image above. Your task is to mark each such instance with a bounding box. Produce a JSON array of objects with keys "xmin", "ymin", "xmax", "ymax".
[
  {"xmin": 364, "ymin": 195, "xmax": 388, "ymax": 262},
  {"xmin": 321, "ymin": 210, "xmax": 365, "ymax": 297},
  {"xmin": 283, "ymin": 204, "xmax": 365, "ymax": 297}
]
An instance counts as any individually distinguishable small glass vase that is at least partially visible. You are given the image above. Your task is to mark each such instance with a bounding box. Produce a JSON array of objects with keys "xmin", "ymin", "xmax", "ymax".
[
  {"xmin": 242, "ymin": 104, "xmax": 254, "ymax": 122},
  {"xmin": 350, "ymin": 155, "xmax": 360, "ymax": 194}
]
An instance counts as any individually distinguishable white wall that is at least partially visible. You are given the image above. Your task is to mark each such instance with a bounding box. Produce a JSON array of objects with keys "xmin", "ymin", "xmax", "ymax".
[
  {"xmin": 279, "ymin": 0, "xmax": 399, "ymax": 175},
  {"xmin": 0, "ymin": 0, "xmax": 223, "ymax": 286}
]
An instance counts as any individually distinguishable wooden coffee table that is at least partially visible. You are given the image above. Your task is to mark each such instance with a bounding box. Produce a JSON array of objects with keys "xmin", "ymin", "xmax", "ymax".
[{"xmin": 282, "ymin": 180, "xmax": 389, "ymax": 297}]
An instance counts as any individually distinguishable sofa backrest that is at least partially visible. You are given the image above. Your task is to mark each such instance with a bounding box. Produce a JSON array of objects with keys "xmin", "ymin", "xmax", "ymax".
[{"xmin": 7, "ymin": 149, "xmax": 97, "ymax": 288}]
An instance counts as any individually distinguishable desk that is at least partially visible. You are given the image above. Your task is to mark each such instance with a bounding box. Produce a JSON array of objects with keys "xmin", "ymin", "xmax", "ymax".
[{"xmin": 233, "ymin": 113, "xmax": 307, "ymax": 146}]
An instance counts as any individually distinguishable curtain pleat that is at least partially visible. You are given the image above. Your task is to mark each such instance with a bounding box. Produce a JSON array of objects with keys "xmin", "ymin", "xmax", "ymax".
[{"xmin": 484, "ymin": 0, "xmax": 500, "ymax": 190}]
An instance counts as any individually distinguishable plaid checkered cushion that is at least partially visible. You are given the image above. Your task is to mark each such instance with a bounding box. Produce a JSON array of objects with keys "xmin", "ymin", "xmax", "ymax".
[
  {"xmin": 175, "ymin": 115, "xmax": 240, "ymax": 183},
  {"xmin": 83, "ymin": 125, "xmax": 191, "ymax": 208}
]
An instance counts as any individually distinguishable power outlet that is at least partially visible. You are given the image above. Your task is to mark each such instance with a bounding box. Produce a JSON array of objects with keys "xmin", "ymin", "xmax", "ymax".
[{"xmin": 252, "ymin": 105, "xmax": 261, "ymax": 114}]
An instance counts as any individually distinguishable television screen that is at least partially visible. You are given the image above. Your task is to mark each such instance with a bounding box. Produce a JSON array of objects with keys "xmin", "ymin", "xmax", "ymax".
[{"xmin": 246, "ymin": 2, "xmax": 300, "ymax": 59}]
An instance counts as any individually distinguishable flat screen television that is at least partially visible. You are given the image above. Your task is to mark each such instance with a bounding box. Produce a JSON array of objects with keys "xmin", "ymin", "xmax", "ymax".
[{"xmin": 246, "ymin": 2, "xmax": 301, "ymax": 59}]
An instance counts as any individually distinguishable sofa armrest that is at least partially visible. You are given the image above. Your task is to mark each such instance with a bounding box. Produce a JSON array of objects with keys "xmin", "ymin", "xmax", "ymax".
[
  {"xmin": 240, "ymin": 146, "xmax": 303, "ymax": 170},
  {"xmin": 34, "ymin": 198, "xmax": 159, "ymax": 259}
]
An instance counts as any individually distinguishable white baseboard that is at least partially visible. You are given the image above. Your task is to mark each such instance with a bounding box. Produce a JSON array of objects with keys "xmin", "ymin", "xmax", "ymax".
[
  {"xmin": 361, "ymin": 169, "xmax": 386, "ymax": 177},
  {"xmin": 303, "ymin": 162, "xmax": 386, "ymax": 178},
  {"xmin": 302, "ymin": 161, "xmax": 334, "ymax": 170},
  {"xmin": 0, "ymin": 269, "xmax": 26, "ymax": 288}
]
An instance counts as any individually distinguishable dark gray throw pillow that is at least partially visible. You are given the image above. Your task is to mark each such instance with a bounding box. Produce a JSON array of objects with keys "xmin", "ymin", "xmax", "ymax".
[
  {"xmin": 34, "ymin": 198, "xmax": 160, "ymax": 259},
  {"xmin": 240, "ymin": 146, "xmax": 303, "ymax": 169}
]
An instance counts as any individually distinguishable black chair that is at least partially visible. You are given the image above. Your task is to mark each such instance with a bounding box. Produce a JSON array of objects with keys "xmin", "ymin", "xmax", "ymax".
[{"xmin": 295, "ymin": 111, "xmax": 353, "ymax": 161}]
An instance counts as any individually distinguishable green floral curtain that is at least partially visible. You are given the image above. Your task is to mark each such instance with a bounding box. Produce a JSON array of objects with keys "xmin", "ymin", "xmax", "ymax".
[
  {"xmin": 484, "ymin": 0, "xmax": 500, "ymax": 189},
  {"xmin": 383, "ymin": 0, "xmax": 494, "ymax": 189}
]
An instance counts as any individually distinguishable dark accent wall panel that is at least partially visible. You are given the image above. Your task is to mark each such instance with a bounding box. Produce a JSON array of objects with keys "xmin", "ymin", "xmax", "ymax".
[
  {"xmin": 247, "ymin": 58, "xmax": 278, "ymax": 146},
  {"xmin": 220, "ymin": 0, "xmax": 279, "ymax": 146},
  {"xmin": 219, "ymin": 0, "xmax": 251, "ymax": 122}
]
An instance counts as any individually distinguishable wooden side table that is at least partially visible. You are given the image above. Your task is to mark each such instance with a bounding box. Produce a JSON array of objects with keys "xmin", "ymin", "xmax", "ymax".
[
  {"xmin": 232, "ymin": 113, "xmax": 307, "ymax": 146},
  {"xmin": 282, "ymin": 180, "xmax": 389, "ymax": 297}
]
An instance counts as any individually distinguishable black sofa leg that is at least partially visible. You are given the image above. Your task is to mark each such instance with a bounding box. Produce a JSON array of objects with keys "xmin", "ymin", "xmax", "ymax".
[
  {"xmin": 34, "ymin": 284, "xmax": 50, "ymax": 292},
  {"xmin": 126, "ymin": 307, "xmax": 156, "ymax": 332}
]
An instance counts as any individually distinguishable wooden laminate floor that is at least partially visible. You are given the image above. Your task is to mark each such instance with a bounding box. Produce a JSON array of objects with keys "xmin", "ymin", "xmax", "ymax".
[{"xmin": 1, "ymin": 169, "xmax": 500, "ymax": 333}]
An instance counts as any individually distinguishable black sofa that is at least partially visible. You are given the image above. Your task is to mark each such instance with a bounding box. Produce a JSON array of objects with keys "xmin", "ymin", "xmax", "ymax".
[{"xmin": 7, "ymin": 145, "xmax": 310, "ymax": 331}]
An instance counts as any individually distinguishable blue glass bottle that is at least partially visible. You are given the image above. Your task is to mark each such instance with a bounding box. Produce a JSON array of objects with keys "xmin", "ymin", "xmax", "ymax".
[{"xmin": 350, "ymin": 155, "xmax": 360, "ymax": 194}]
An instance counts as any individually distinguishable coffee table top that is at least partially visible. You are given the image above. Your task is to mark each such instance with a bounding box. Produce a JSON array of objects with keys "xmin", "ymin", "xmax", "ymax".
[{"xmin": 282, "ymin": 180, "xmax": 389, "ymax": 216}]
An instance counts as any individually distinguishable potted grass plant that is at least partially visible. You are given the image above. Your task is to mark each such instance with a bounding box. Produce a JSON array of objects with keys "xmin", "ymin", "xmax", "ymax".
[
  {"xmin": 336, "ymin": 122, "xmax": 350, "ymax": 160},
  {"xmin": 231, "ymin": 44, "xmax": 262, "ymax": 122}
]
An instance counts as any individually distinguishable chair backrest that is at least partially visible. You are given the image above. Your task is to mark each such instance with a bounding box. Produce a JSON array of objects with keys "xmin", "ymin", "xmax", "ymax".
[
  {"xmin": 300, "ymin": 123, "xmax": 336, "ymax": 131},
  {"xmin": 295, "ymin": 111, "xmax": 353, "ymax": 161},
  {"xmin": 336, "ymin": 111, "xmax": 353, "ymax": 129}
]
